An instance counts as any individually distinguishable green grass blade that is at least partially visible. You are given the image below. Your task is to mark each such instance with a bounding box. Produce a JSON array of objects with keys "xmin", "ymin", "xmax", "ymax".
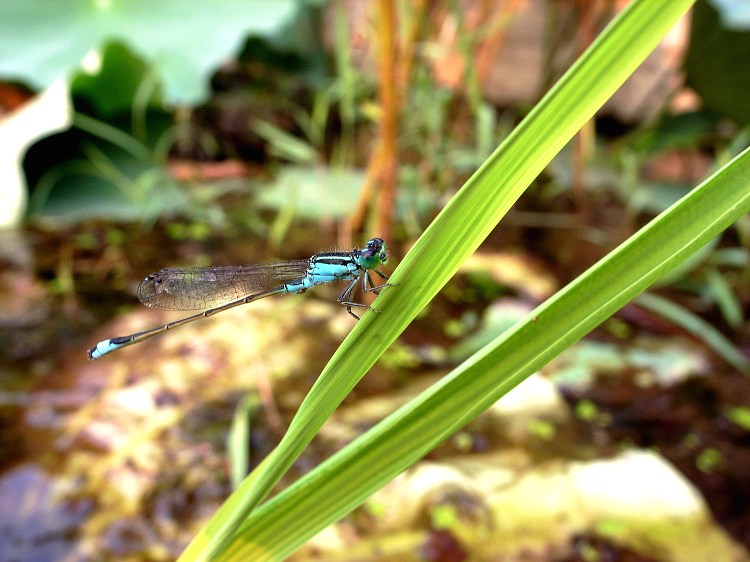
[
  {"xmin": 179, "ymin": 1, "xmax": 695, "ymax": 560},
  {"xmin": 706, "ymin": 268, "xmax": 745, "ymax": 328},
  {"xmin": 635, "ymin": 292, "xmax": 750, "ymax": 373},
  {"xmin": 224, "ymin": 144, "xmax": 750, "ymax": 562},
  {"xmin": 226, "ymin": 394, "xmax": 262, "ymax": 490}
]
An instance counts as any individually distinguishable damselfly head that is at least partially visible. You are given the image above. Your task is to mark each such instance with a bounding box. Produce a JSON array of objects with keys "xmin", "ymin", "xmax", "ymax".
[{"xmin": 365, "ymin": 238, "xmax": 387, "ymax": 264}]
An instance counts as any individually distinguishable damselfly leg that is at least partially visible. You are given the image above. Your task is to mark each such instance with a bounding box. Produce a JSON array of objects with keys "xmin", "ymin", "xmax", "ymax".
[{"xmin": 338, "ymin": 269, "xmax": 393, "ymax": 319}]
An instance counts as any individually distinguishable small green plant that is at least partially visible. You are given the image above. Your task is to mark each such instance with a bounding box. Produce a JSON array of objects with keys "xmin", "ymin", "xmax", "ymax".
[{"xmin": 727, "ymin": 406, "xmax": 750, "ymax": 431}]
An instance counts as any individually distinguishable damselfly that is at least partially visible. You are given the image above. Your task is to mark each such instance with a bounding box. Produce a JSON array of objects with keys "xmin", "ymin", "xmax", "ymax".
[{"xmin": 88, "ymin": 238, "xmax": 392, "ymax": 360}]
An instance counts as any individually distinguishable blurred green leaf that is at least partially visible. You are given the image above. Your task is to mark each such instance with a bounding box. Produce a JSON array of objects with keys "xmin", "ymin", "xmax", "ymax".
[
  {"xmin": 634, "ymin": 111, "xmax": 719, "ymax": 154},
  {"xmin": 705, "ymin": 268, "xmax": 744, "ymax": 328},
  {"xmin": 528, "ymin": 419, "xmax": 556, "ymax": 441},
  {"xmin": 448, "ymin": 301, "xmax": 528, "ymax": 362},
  {"xmin": 635, "ymin": 292, "xmax": 750, "ymax": 373},
  {"xmin": 258, "ymin": 165, "xmax": 437, "ymax": 225},
  {"xmin": 257, "ymin": 165, "xmax": 364, "ymax": 219},
  {"xmin": 27, "ymin": 130, "xmax": 187, "ymax": 222},
  {"xmin": 575, "ymin": 399, "xmax": 600, "ymax": 422},
  {"xmin": 25, "ymin": 100, "xmax": 176, "ymax": 222},
  {"xmin": 0, "ymin": 0, "xmax": 300, "ymax": 103},
  {"xmin": 251, "ymin": 119, "xmax": 318, "ymax": 165},
  {"xmin": 686, "ymin": 0, "xmax": 750, "ymax": 124},
  {"xmin": 227, "ymin": 394, "xmax": 262, "ymax": 490},
  {"xmin": 71, "ymin": 41, "xmax": 164, "ymax": 118},
  {"xmin": 696, "ymin": 447, "xmax": 724, "ymax": 473},
  {"xmin": 727, "ymin": 406, "xmax": 750, "ymax": 431}
]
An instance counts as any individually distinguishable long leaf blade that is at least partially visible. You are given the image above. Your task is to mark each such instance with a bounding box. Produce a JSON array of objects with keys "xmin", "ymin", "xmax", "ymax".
[
  {"xmin": 179, "ymin": 1, "xmax": 696, "ymax": 560},
  {"xmin": 228, "ymin": 144, "xmax": 750, "ymax": 562}
]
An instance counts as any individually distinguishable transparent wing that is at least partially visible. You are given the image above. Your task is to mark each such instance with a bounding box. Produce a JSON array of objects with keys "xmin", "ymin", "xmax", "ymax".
[{"xmin": 137, "ymin": 260, "xmax": 311, "ymax": 310}]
